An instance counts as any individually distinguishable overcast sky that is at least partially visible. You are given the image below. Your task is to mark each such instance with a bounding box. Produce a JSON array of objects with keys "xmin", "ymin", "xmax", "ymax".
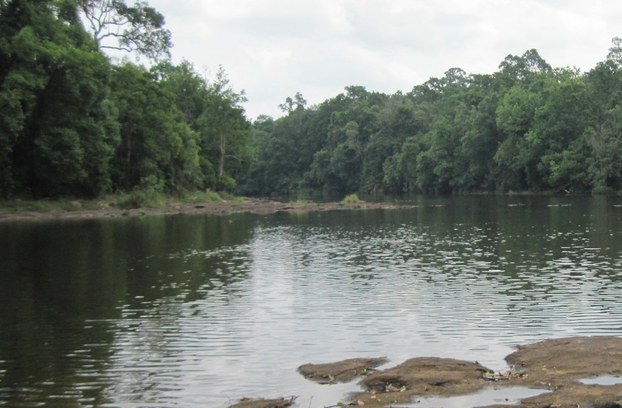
[{"xmin": 146, "ymin": 0, "xmax": 622, "ymax": 119}]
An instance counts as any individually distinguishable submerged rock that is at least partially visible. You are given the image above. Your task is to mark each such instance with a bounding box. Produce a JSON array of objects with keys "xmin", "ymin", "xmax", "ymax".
[{"xmin": 297, "ymin": 357, "xmax": 388, "ymax": 383}]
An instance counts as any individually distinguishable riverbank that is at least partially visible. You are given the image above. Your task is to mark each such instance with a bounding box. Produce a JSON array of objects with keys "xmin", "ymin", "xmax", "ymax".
[{"xmin": 0, "ymin": 196, "xmax": 413, "ymax": 222}]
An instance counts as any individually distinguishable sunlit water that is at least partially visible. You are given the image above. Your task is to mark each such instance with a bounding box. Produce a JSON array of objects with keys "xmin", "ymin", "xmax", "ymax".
[{"xmin": 1, "ymin": 196, "xmax": 622, "ymax": 407}]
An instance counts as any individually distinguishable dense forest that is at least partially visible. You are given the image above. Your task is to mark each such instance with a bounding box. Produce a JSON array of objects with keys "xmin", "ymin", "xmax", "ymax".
[
  {"xmin": 242, "ymin": 46, "xmax": 622, "ymax": 198},
  {"xmin": 0, "ymin": 0, "xmax": 250, "ymax": 199},
  {"xmin": 3, "ymin": 0, "xmax": 622, "ymax": 201}
]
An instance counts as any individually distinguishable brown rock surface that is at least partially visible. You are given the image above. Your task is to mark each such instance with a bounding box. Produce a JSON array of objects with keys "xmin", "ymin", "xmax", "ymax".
[
  {"xmin": 297, "ymin": 357, "xmax": 388, "ymax": 383},
  {"xmin": 227, "ymin": 396, "xmax": 295, "ymax": 408},
  {"xmin": 354, "ymin": 357, "xmax": 492, "ymax": 407},
  {"xmin": 506, "ymin": 336, "xmax": 622, "ymax": 387}
]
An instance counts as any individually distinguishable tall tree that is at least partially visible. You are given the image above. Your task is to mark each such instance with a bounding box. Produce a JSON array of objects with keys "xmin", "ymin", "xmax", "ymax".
[
  {"xmin": 0, "ymin": 0, "xmax": 119, "ymax": 197},
  {"xmin": 78, "ymin": 0, "xmax": 172, "ymax": 60},
  {"xmin": 193, "ymin": 68, "xmax": 251, "ymax": 190},
  {"xmin": 109, "ymin": 63, "xmax": 200, "ymax": 192}
]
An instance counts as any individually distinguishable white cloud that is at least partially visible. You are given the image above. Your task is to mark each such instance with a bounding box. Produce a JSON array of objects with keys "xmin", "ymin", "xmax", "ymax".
[{"xmin": 146, "ymin": 0, "xmax": 622, "ymax": 119}]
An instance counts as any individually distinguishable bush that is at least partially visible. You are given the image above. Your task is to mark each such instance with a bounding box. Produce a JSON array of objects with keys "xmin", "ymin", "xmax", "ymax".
[
  {"xmin": 342, "ymin": 193, "xmax": 360, "ymax": 204},
  {"xmin": 181, "ymin": 190, "xmax": 223, "ymax": 204},
  {"xmin": 114, "ymin": 177, "xmax": 167, "ymax": 209}
]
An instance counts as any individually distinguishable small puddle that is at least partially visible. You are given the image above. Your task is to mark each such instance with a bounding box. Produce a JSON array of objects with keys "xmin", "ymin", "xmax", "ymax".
[
  {"xmin": 397, "ymin": 386, "xmax": 548, "ymax": 408},
  {"xmin": 580, "ymin": 375, "xmax": 622, "ymax": 386}
]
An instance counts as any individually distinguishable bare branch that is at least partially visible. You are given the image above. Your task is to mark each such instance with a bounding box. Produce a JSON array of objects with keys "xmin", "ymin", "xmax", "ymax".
[{"xmin": 78, "ymin": 0, "xmax": 171, "ymax": 61}]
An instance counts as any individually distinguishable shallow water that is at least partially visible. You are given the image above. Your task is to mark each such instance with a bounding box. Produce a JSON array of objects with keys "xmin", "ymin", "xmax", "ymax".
[
  {"xmin": 1, "ymin": 196, "xmax": 622, "ymax": 407},
  {"xmin": 580, "ymin": 375, "xmax": 622, "ymax": 386},
  {"xmin": 398, "ymin": 386, "xmax": 549, "ymax": 408}
]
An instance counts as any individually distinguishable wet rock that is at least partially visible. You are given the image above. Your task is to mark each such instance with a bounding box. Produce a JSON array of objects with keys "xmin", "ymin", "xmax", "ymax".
[
  {"xmin": 295, "ymin": 337, "xmax": 622, "ymax": 408},
  {"xmin": 359, "ymin": 357, "xmax": 490, "ymax": 394},
  {"xmin": 353, "ymin": 357, "xmax": 492, "ymax": 407},
  {"xmin": 228, "ymin": 396, "xmax": 296, "ymax": 408},
  {"xmin": 298, "ymin": 357, "xmax": 388, "ymax": 383},
  {"xmin": 588, "ymin": 403, "xmax": 622, "ymax": 408},
  {"xmin": 505, "ymin": 336, "xmax": 622, "ymax": 387},
  {"xmin": 515, "ymin": 383, "xmax": 622, "ymax": 408}
]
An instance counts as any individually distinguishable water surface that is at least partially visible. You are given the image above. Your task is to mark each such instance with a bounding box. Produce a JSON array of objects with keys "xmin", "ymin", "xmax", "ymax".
[{"xmin": 1, "ymin": 196, "xmax": 622, "ymax": 407}]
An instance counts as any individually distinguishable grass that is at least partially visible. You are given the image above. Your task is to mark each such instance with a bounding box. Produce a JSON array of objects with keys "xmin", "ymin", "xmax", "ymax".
[
  {"xmin": 0, "ymin": 190, "xmax": 245, "ymax": 213},
  {"xmin": 0, "ymin": 198, "xmax": 101, "ymax": 212},
  {"xmin": 179, "ymin": 190, "xmax": 223, "ymax": 204},
  {"xmin": 289, "ymin": 199, "xmax": 310, "ymax": 206}
]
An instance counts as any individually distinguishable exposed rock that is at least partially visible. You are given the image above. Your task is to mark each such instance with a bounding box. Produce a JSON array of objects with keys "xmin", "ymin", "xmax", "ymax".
[
  {"xmin": 354, "ymin": 357, "xmax": 492, "ymax": 407},
  {"xmin": 360, "ymin": 357, "xmax": 490, "ymax": 394},
  {"xmin": 298, "ymin": 357, "xmax": 388, "ymax": 383},
  {"xmin": 227, "ymin": 396, "xmax": 296, "ymax": 408},
  {"xmin": 237, "ymin": 336, "xmax": 622, "ymax": 408},
  {"xmin": 505, "ymin": 336, "xmax": 622, "ymax": 387},
  {"xmin": 516, "ymin": 383, "xmax": 622, "ymax": 408}
]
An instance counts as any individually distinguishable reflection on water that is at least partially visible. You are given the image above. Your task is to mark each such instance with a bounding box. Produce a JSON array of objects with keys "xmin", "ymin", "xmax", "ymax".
[
  {"xmin": 398, "ymin": 386, "xmax": 548, "ymax": 408},
  {"xmin": 1, "ymin": 196, "xmax": 622, "ymax": 407},
  {"xmin": 580, "ymin": 375, "xmax": 622, "ymax": 386}
]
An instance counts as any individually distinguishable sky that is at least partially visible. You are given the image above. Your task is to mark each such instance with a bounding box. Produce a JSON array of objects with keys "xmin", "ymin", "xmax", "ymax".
[{"xmin": 145, "ymin": 0, "xmax": 622, "ymax": 120}]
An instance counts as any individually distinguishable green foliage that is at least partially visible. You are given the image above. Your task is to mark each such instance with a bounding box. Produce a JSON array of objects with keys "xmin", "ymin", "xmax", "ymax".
[
  {"xmin": 79, "ymin": 0, "xmax": 172, "ymax": 60},
  {"xmin": 289, "ymin": 199, "xmax": 309, "ymax": 206},
  {"xmin": 0, "ymin": 0, "xmax": 251, "ymax": 200},
  {"xmin": 5, "ymin": 2, "xmax": 622, "ymax": 201},
  {"xmin": 181, "ymin": 190, "xmax": 223, "ymax": 204},
  {"xmin": 114, "ymin": 176, "xmax": 166, "ymax": 209},
  {"xmin": 342, "ymin": 193, "xmax": 360, "ymax": 204},
  {"xmin": 243, "ymin": 39, "xmax": 622, "ymax": 197},
  {"xmin": 0, "ymin": 0, "xmax": 119, "ymax": 197}
]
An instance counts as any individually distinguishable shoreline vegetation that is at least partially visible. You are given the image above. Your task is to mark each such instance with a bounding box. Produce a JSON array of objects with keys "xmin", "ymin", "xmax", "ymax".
[
  {"xmin": 0, "ymin": 192, "xmax": 414, "ymax": 222},
  {"xmin": 6, "ymin": 2, "xmax": 622, "ymax": 208},
  {"xmin": 1, "ymin": 191, "xmax": 621, "ymax": 223}
]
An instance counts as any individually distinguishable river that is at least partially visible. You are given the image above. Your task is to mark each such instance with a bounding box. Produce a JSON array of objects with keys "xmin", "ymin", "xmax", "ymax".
[{"xmin": 1, "ymin": 196, "xmax": 622, "ymax": 407}]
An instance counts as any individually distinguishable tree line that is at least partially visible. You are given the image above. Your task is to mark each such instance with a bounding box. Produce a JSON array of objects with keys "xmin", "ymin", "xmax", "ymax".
[
  {"xmin": 241, "ymin": 46, "xmax": 622, "ymax": 198},
  {"xmin": 3, "ymin": 0, "xmax": 622, "ymax": 201},
  {"xmin": 0, "ymin": 0, "xmax": 250, "ymax": 199}
]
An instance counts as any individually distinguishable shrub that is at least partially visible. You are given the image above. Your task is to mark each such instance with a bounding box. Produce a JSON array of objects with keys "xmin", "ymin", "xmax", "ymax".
[{"xmin": 342, "ymin": 193, "xmax": 360, "ymax": 204}]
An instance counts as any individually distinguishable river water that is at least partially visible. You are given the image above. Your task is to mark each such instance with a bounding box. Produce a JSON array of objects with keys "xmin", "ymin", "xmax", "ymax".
[{"xmin": 1, "ymin": 196, "xmax": 622, "ymax": 407}]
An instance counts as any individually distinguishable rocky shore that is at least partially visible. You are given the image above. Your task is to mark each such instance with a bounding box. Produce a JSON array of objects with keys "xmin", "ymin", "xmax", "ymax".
[
  {"xmin": 230, "ymin": 336, "xmax": 622, "ymax": 408},
  {"xmin": 0, "ymin": 198, "xmax": 413, "ymax": 222}
]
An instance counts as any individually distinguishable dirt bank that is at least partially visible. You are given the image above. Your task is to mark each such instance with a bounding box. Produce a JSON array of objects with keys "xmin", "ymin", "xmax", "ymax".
[{"xmin": 0, "ymin": 198, "xmax": 413, "ymax": 222}]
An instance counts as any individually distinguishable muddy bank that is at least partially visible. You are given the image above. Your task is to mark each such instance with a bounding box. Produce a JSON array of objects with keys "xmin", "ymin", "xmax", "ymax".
[
  {"xmin": 0, "ymin": 198, "xmax": 413, "ymax": 222},
  {"xmin": 233, "ymin": 336, "xmax": 622, "ymax": 408}
]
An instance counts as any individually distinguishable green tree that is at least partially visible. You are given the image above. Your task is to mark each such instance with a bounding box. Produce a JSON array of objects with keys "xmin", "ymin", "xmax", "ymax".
[
  {"xmin": 109, "ymin": 63, "xmax": 200, "ymax": 192},
  {"xmin": 196, "ymin": 67, "xmax": 251, "ymax": 190},
  {"xmin": 0, "ymin": 0, "xmax": 119, "ymax": 197},
  {"xmin": 78, "ymin": 0, "xmax": 172, "ymax": 60}
]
